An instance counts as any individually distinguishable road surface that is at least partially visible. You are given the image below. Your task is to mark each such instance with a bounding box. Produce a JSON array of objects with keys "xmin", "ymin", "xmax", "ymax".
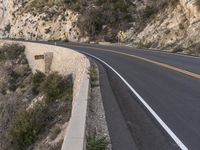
[{"xmin": 55, "ymin": 42, "xmax": 200, "ymax": 150}]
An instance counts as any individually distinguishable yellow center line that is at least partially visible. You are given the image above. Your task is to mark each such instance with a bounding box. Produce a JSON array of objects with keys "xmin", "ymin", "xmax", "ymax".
[{"xmin": 68, "ymin": 44, "xmax": 200, "ymax": 79}]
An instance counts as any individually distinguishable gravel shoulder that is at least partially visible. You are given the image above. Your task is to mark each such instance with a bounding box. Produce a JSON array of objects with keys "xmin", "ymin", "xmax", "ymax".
[{"xmin": 86, "ymin": 60, "xmax": 112, "ymax": 150}]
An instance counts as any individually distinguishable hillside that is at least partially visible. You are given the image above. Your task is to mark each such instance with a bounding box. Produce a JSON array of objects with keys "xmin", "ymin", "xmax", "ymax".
[{"xmin": 0, "ymin": 0, "xmax": 200, "ymax": 54}]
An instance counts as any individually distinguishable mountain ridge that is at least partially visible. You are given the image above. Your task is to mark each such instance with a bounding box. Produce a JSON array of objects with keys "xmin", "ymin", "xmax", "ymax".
[{"xmin": 0, "ymin": 0, "xmax": 200, "ymax": 55}]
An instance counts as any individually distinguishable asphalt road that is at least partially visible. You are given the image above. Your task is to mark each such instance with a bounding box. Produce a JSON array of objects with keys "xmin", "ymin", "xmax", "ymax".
[
  {"xmin": 7, "ymin": 39, "xmax": 198, "ymax": 150},
  {"xmin": 54, "ymin": 42, "xmax": 200, "ymax": 150}
]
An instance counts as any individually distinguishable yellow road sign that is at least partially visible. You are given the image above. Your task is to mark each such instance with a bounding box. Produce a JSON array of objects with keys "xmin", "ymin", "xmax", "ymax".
[
  {"xmin": 118, "ymin": 31, "xmax": 125, "ymax": 41},
  {"xmin": 64, "ymin": 32, "xmax": 68, "ymax": 37}
]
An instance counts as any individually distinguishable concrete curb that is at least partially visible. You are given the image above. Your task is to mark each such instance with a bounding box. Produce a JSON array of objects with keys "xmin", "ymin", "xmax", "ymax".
[{"xmin": 61, "ymin": 59, "xmax": 90, "ymax": 150}]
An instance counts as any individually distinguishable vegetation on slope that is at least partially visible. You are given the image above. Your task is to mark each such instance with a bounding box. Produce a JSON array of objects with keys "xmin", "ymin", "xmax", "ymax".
[
  {"xmin": 5, "ymin": 71, "xmax": 73, "ymax": 150},
  {"xmin": 0, "ymin": 43, "xmax": 73, "ymax": 150}
]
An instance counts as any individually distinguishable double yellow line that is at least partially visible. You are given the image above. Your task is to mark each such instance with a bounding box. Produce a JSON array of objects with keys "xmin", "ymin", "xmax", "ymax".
[{"xmin": 68, "ymin": 44, "xmax": 200, "ymax": 79}]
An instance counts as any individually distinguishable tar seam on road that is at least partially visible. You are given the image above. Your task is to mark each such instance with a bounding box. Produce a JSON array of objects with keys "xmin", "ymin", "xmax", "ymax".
[
  {"xmin": 80, "ymin": 51, "xmax": 188, "ymax": 150},
  {"xmin": 66, "ymin": 44, "xmax": 200, "ymax": 79}
]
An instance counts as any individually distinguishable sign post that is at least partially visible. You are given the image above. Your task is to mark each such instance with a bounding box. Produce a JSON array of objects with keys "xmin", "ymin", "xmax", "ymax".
[
  {"xmin": 64, "ymin": 32, "xmax": 68, "ymax": 40},
  {"xmin": 118, "ymin": 30, "xmax": 125, "ymax": 45}
]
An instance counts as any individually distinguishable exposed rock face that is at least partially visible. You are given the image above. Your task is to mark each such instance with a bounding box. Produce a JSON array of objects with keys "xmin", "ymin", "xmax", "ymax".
[
  {"xmin": 126, "ymin": 0, "xmax": 200, "ymax": 53},
  {"xmin": 1, "ymin": 0, "xmax": 200, "ymax": 53},
  {"xmin": 0, "ymin": 0, "xmax": 81, "ymax": 41}
]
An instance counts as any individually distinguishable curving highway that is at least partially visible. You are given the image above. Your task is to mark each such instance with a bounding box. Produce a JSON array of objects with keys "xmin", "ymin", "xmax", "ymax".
[
  {"xmin": 54, "ymin": 42, "xmax": 200, "ymax": 150},
  {"xmin": 8, "ymin": 39, "xmax": 196, "ymax": 150}
]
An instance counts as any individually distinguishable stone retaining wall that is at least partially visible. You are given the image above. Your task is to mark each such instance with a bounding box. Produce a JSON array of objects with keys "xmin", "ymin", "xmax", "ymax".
[{"xmin": 0, "ymin": 40, "xmax": 90, "ymax": 150}]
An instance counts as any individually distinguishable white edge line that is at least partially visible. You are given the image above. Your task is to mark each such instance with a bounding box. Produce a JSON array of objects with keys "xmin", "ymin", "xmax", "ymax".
[{"xmin": 81, "ymin": 51, "xmax": 188, "ymax": 150}]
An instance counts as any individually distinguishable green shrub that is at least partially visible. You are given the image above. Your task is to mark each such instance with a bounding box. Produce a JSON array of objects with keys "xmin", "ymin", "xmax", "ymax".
[
  {"xmin": 78, "ymin": 7, "xmax": 104, "ymax": 36},
  {"xmin": 179, "ymin": 23, "xmax": 185, "ymax": 30},
  {"xmin": 188, "ymin": 43, "xmax": 200, "ymax": 56},
  {"xmin": 70, "ymin": 1, "xmax": 82, "ymax": 12},
  {"xmin": 61, "ymin": 0, "xmax": 82, "ymax": 12},
  {"xmin": 6, "ymin": 102, "xmax": 52, "ymax": 150},
  {"xmin": 5, "ymin": 23, "xmax": 11, "ymax": 33},
  {"xmin": 113, "ymin": 0, "xmax": 128, "ymax": 12},
  {"xmin": 95, "ymin": 0, "xmax": 106, "ymax": 6},
  {"xmin": 32, "ymin": 70, "xmax": 46, "ymax": 94},
  {"xmin": 87, "ymin": 135, "xmax": 109, "ymax": 150},
  {"xmin": 143, "ymin": 6, "xmax": 157, "ymax": 19},
  {"xmin": 0, "ymin": 81, "xmax": 7, "ymax": 95},
  {"xmin": 45, "ymin": 28, "xmax": 51, "ymax": 34},
  {"xmin": 32, "ymin": 71, "xmax": 73, "ymax": 102},
  {"xmin": 0, "ymin": 44, "xmax": 25, "ymax": 61},
  {"xmin": 8, "ymin": 70, "xmax": 20, "ymax": 91},
  {"xmin": 88, "ymin": 63, "xmax": 98, "ymax": 88},
  {"xmin": 5, "ymin": 72, "xmax": 73, "ymax": 149},
  {"xmin": 40, "ymin": 72, "xmax": 73, "ymax": 104},
  {"xmin": 172, "ymin": 47, "xmax": 183, "ymax": 53}
]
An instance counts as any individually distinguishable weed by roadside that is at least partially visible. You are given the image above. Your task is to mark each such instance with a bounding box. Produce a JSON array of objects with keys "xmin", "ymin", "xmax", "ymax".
[
  {"xmin": 188, "ymin": 43, "xmax": 200, "ymax": 56},
  {"xmin": 87, "ymin": 134, "xmax": 109, "ymax": 150},
  {"xmin": 172, "ymin": 47, "xmax": 183, "ymax": 53},
  {"xmin": 88, "ymin": 63, "xmax": 99, "ymax": 88}
]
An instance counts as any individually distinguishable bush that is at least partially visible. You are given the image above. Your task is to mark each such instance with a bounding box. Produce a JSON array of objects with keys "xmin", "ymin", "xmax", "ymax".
[
  {"xmin": 40, "ymin": 72, "xmax": 73, "ymax": 104},
  {"xmin": 78, "ymin": 5, "xmax": 111, "ymax": 37},
  {"xmin": 32, "ymin": 70, "xmax": 46, "ymax": 94},
  {"xmin": 5, "ymin": 24, "xmax": 11, "ymax": 33},
  {"xmin": 0, "ymin": 44, "xmax": 25, "ymax": 61},
  {"xmin": 8, "ymin": 70, "xmax": 20, "ymax": 91},
  {"xmin": 113, "ymin": 0, "xmax": 128, "ymax": 13},
  {"xmin": 172, "ymin": 47, "xmax": 183, "ymax": 53},
  {"xmin": 87, "ymin": 134, "xmax": 109, "ymax": 150},
  {"xmin": 32, "ymin": 71, "xmax": 73, "ymax": 103},
  {"xmin": 45, "ymin": 28, "xmax": 51, "ymax": 34},
  {"xmin": 179, "ymin": 23, "xmax": 185, "ymax": 30},
  {"xmin": 71, "ymin": 2, "xmax": 81, "ymax": 12},
  {"xmin": 143, "ymin": 6, "xmax": 156, "ymax": 19},
  {"xmin": 188, "ymin": 43, "xmax": 200, "ymax": 55},
  {"xmin": 0, "ymin": 81, "xmax": 7, "ymax": 95},
  {"xmin": 88, "ymin": 63, "xmax": 98, "ymax": 88},
  {"xmin": 94, "ymin": 0, "xmax": 106, "ymax": 6},
  {"xmin": 6, "ymin": 102, "xmax": 52, "ymax": 150},
  {"xmin": 4, "ymin": 71, "xmax": 73, "ymax": 149}
]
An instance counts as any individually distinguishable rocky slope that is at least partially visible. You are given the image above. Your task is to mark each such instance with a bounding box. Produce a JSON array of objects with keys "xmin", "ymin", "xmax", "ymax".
[
  {"xmin": 0, "ymin": 0, "xmax": 82, "ymax": 41},
  {"xmin": 0, "ymin": 0, "xmax": 200, "ymax": 54},
  {"xmin": 126, "ymin": 0, "xmax": 200, "ymax": 54}
]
